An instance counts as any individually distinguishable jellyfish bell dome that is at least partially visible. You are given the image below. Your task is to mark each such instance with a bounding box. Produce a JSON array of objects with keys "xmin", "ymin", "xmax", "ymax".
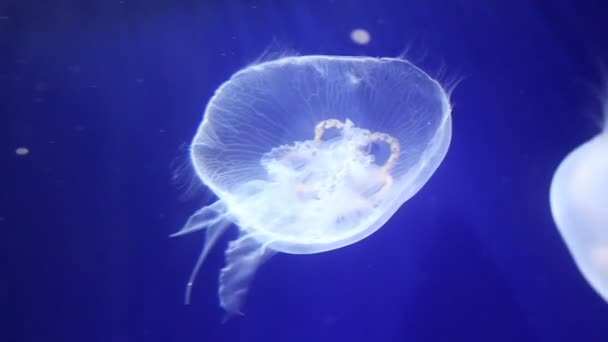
[
  {"xmin": 173, "ymin": 54, "xmax": 453, "ymax": 316},
  {"xmin": 550, "ymin": 131, "xmax": 608, "ymax": 302},
  {"xmin": 191, "ymin": 55, "xmax": 452, "ymax": 253}
]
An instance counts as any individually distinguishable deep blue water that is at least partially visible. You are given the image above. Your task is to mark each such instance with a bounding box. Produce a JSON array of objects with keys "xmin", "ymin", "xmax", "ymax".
[{"xmin": 3, "ymin": 1, "xmax": 608, "ymax": 341}]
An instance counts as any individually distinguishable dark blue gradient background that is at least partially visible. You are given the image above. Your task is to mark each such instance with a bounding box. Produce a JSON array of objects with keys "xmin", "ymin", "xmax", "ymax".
[{"xmin": 3, "ymin": 1, "xmax": 608, "ymax": 341}]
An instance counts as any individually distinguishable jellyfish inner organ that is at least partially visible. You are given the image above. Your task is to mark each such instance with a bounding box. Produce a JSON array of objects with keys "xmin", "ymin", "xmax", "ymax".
[{"xmin": 237, "ymin": 118, "xmax": 398, "ymax": 242}]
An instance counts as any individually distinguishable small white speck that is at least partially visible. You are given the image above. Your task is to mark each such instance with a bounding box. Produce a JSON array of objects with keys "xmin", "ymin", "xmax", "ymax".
[
  {"xmin": 15, "ymin": 147, "xmax": 29, "ymax": 156},
  {"xmin": 159, "ymin": 129, "xmax": 166, "ymax": 133},
  {"xmin": 350, "ymin": 28, "xmax": 371, "ymax": 45}
]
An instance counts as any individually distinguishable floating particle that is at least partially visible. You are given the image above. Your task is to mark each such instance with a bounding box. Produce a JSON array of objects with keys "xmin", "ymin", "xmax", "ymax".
[
  {"xmin": 15, "ymin": 147, "xmax": 29, "ymax": 156},
  {"xmin": 350, "ymin": 29, "xmax": 371, "ymax": 45}
]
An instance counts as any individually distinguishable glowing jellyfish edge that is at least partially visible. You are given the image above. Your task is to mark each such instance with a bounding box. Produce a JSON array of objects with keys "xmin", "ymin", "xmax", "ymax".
[{"xmin": 171, "ymin": 55, "xmax": 453, "ymax": 318}]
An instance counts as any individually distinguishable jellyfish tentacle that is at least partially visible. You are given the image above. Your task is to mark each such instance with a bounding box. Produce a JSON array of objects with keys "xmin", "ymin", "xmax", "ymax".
[
  {"xmin": 171, "ymin": 200, "xmax": 232, "ymax": 304},
  {"xmin": 170, "ymin": 200, "xmax": 227, "ymax": 237}
]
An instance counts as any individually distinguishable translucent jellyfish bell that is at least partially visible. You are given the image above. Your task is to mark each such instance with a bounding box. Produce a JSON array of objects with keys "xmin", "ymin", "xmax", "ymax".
[
  {"xmin": 172, "ymin": 55, "xmax": 453, "ymax": 317},
  {"xmin": 550, "ymin": 120, "xmax": 608, "ymax": 302}
]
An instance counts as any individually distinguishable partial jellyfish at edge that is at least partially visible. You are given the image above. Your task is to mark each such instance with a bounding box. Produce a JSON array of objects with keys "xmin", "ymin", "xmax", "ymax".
[
  {"xmin": 171, "ymin": 54, "xmax": 454, "ymax": 319},
  {"xmin": 550, "ymin": 94, "xmax": 608, "ymax": 303}
]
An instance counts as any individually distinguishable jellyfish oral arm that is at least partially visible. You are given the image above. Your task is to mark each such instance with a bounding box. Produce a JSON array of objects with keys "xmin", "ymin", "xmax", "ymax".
[
  {"xmin": 219, "ymin": 233, "xmax": 276, "ymax": 319},
  {"xmin": 171, "ymin": 199, "xmax": 276, "ymax": 316}
]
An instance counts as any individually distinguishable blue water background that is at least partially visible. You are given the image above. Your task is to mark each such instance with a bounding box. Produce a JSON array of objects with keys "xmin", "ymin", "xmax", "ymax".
[{"xmin": 3, "ymin": 0, "xmax": 608, "ymax": 341}]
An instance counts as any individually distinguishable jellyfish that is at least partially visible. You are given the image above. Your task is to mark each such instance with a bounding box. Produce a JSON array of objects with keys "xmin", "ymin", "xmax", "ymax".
[
  {"xmin": 171, "ymin": 55, "xmax": 453, "ymax": 318},
  {"xmin": 550, "ymin": 112, "xmax": 608, "ymax": 302}
]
